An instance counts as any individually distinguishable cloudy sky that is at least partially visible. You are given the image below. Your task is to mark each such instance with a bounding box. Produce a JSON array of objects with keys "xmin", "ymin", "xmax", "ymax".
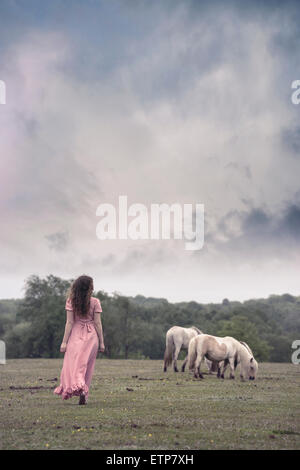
[{"xmin": 0, "ymin": 0, "xmax": 300, "ymax": 302}]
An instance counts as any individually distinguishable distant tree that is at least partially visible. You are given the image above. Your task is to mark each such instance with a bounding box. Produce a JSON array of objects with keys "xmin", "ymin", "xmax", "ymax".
[
  {"xmin": 3, "ymin": 275, "xmax": 300, "ymax": 361},
  {"xmin": 266, "ymin": 335, "xmax": 292, "ymax": 362},
  {"xmin": 281, "ymin": 294, "xmax": 295, "ymax": 303},
  {"xmin": 4, "ymin": 321, "xmax": 32, "ymax": 358},
  {"xmin": 217, "ymin": 315, "xmax": 271, "ymax": 361},
  {"xmin": 13, "ymin": 275, "xmax": 72, "ymax": 358}
]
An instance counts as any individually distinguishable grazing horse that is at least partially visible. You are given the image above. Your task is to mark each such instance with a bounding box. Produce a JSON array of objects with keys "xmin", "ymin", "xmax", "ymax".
[
  {"xmin": 188, "ymin": 334, "xmax": 258, "ymax": 381},
  {"xmin": 163, "ymin": 326, "xmax": 203, "ymax": 373},
  {"xmin": 206, "ymin": 340, "xmax": 254, "ymax": 378}
]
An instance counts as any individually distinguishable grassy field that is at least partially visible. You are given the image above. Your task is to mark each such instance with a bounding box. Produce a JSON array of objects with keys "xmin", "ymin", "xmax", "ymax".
[{"xmin": 0, "ymin": 359, "xmax": 300, "ymax": 450}]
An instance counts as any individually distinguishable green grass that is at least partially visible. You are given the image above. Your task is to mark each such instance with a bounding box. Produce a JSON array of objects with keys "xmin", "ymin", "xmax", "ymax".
[{"xmin": 0, "ymin": 359, "xmax": 300, "ymax": 450}]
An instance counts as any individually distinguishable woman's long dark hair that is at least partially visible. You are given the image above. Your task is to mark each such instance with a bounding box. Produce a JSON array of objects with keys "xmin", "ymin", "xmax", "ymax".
[{"xmin": 68, "ymin": 275, "xmax": 93, "ymax": 317}]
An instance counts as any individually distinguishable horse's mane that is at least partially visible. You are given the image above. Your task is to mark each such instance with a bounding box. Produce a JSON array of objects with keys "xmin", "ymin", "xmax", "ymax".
[
  {"xmin": 238, "ymin": 340, "xmax": 254, "ymax": 366},
  {"xmin": 191, "ymin": 326, "xmax": 203, "ymax": 335},
  {"xmin": 240, "ymin": 341, "xmax": 253, "ymax": 355}
]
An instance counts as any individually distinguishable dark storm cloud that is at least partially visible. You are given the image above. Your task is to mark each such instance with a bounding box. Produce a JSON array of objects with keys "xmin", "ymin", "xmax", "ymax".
[
  {"xmin": 211, "ymin": 202, "xmax": 300, "ymax": 260},
  {"xmin": 242, "ymin": 205, "xmax": 300, "ymax": 242},
  {"xmin": 282, "ymin": 204, "xmax": 300, "ymax": 237},
  {"xmin": 281, "ymin": 127, "xmax": 300, "ymax": 156},
  {"xmin": 242, "ymin": 209, "xmax": 271, "ymax": 237}
]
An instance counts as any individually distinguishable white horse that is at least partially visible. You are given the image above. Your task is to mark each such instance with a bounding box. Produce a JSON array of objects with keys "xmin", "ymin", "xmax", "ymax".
[
  {"xmin": 206, "ymin": 340, "xmax": 254, "ymax": 378},
  {"xmin": 188, "ymin": 334, "xmax": 258, "ymax": 381},
  {"xmin": 163, "ymin": 326, "xmax": 203, "ymax": 373}
]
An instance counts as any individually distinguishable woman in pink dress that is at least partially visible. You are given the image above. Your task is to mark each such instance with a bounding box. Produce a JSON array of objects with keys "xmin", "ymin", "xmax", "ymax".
[{"xmin": 54, "ymin": 275, "xmax": 105, "ymax": 405}]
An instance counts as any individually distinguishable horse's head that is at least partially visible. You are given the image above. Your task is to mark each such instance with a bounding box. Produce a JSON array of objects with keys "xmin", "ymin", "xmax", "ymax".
[
  {"xmin": 245, "ymin": 356, "xmax": 258, "ymax": 380},
  {"xmin": 239, "ymin": 344, "xmax": 258, "ymax": 381}
]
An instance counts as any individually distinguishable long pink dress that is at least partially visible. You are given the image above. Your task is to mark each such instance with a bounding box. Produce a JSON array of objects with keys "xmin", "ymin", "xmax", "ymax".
[{"xmin": 54, "ymin": 296, "xmax": 102, "ymax": 400}]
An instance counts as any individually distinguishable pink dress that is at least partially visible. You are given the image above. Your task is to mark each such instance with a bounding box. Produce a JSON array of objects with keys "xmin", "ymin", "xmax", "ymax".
[{"xmin": 54, "ymin": 296, "xmax": 102, "ymax": 400}]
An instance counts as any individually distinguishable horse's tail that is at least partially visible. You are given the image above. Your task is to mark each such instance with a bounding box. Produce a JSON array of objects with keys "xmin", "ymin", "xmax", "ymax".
[
  {"xmin": 188, "ymin": 337, "xmax": 198, "ymax": 370},
  {"xmin": 164, "ymin": 333, "xmax": 174, "ymax": 369}
]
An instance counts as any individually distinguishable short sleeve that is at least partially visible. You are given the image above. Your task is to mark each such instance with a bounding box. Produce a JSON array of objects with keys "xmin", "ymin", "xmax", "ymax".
[
  {"xmin": 94, "ymin": 298, "xmax": 102, "ymax": 313},
  {"xmin": 65, "ymin": 298, "xmax": 73, "ymax": 311}
]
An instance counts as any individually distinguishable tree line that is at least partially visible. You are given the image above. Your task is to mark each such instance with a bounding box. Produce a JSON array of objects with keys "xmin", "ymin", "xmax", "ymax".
[{"xmin": 1, "ymin": 274, "xmax": 299, "ymax": 362}]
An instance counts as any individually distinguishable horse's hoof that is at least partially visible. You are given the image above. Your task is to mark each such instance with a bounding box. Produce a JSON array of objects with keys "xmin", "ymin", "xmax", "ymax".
[
  {"xmin": 221, "ymin": 374, "xmax": 225, "ymax": 379},
  {"xmin": 230, "ymin": 375, "xmax": 235, "ymax": 380},
  {"xmin": 79, "ymin": 394, "xmax": 86, "ymax": 405},
  {"xmin": 174, "ymin": 368, "xmax": 178, "ymax": 373},
  {"xmin": 163, "ymin": 367, "xmax": 167, "ymax": 372},
  {"xmin": 199, "ymin": 374, "xmax": 204, "ymax": 379}
]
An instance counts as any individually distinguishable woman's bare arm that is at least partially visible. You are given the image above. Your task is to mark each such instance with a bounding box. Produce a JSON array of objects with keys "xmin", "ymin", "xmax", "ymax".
[
  {"xmin": 94, "ymin": 312, "xmax": 105, "ymax": 352},
  {"xmin": 60, "ymin": 310, "xmax": 74, "ymax": 352}
]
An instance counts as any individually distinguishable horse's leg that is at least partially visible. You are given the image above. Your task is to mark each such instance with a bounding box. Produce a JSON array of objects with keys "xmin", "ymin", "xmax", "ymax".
[
  {"xmin": 217, "ymin": 361, "xmax": 223, "ymax": 378},
  {"xmin": 193, "ymin": 356, "xmax": 200, "ymax": 378},
  {"xmin": 173, "ymin": 345, "xmax": 181, "ymax": 372},
  {"xmin": 205, "ymin": 358, "xmax": 212, "ymax": 373},
  {"xmin": 194, "ymin": 355, "xmax": 204, "ymax": 379},
  {"xmin": 163, "ymin": 333, "xmax": 174, "ymax": 372},
  {"xmin": 220, "ymin": 358, "xmax": 229, "ymax": 379},
  {"xmin": 181, "ymin": 354, "xmax": 188, "ymax": 372},
  {"xmin": 229, "ymin": 357, "xmax": 235, "ymax": 379}
]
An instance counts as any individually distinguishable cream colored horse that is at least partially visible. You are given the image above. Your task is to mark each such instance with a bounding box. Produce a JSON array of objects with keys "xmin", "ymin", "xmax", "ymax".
[
  {"xmin": 218, "ymin": 340, "xmax": 254, "ymax": 378},
  {"xmin": 163, "ymin": 326, "xmax": 203, "ymax": 372},
  {"xmin": 188, "ymin": 334, "xmax": 258, "ymax": 381},
  {"xmin": 206, "ymin": 340, "xmax": 254, "ymax": 378}
]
